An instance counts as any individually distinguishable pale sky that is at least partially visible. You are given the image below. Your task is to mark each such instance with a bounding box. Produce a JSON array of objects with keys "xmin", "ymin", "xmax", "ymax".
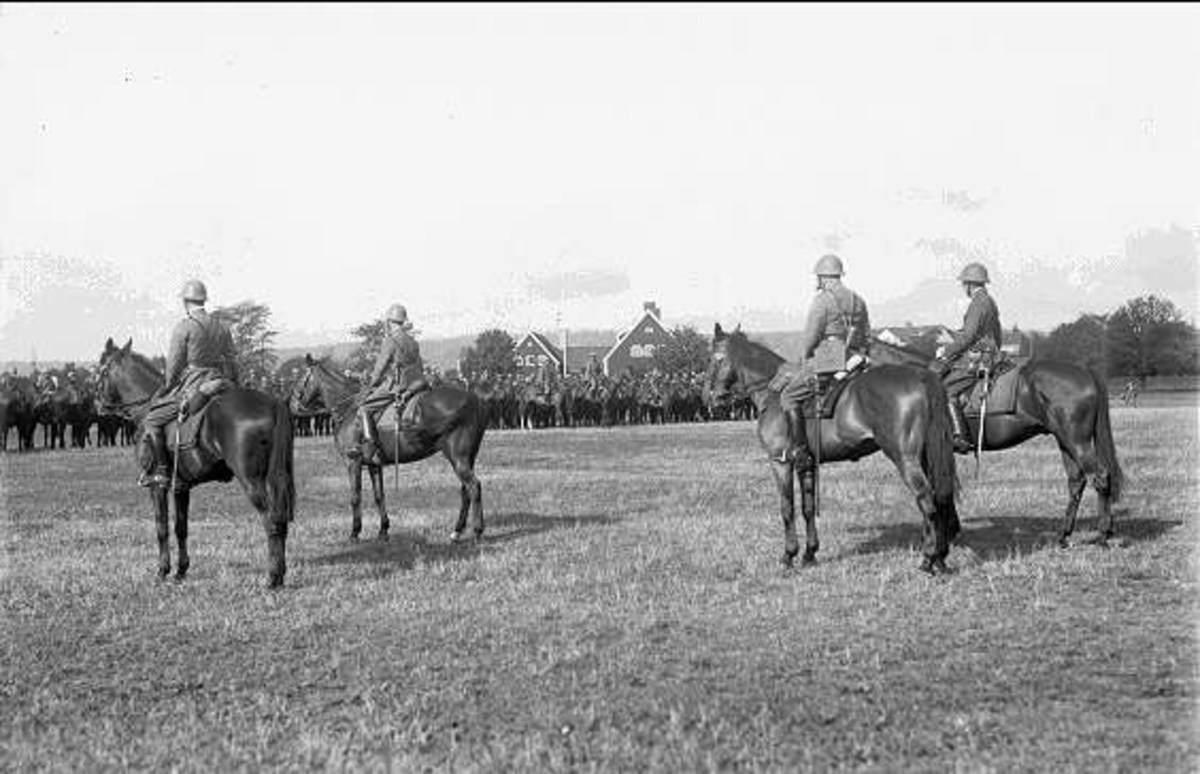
[{"xmin": 2, "ymin": 2, "xmax": 1198, "ymax": 361}]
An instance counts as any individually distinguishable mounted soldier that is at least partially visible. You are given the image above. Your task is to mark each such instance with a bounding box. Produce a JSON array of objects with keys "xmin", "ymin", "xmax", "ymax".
[
  {"xmin": 356, "ymin": 303, "xmax": 425, "ymax": 465},
  {"xmin": 139, "ymin": 280, "xmax": 240, "ymax": 487},
  {"xmin": 929, "ymin": 261, "xmax": 1003, "ymax": 452},
  {"xmin": 772, "ymin": 254, "xmax": 871, "ymax": 466},
  {"xmin": 584, "ymin": 353, "xmax": 603, "ymax": 389}
]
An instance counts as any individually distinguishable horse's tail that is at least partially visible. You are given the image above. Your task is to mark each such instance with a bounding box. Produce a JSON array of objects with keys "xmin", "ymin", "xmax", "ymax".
[
  {"xmin": 267, "ymin": 399, "xmax": 296, "ymax": 524},
  {"xmin": 1091, "ymin": 370, "xmax": 1124, "ymax": 502},
  {"xmin": 922, "ymin": 372, "xmax": 959, "ymax": 508}
]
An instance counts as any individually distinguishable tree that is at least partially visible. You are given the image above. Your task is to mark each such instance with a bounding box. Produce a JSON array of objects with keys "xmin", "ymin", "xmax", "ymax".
[
  {"xmin": 212, "ymin": 300, "xmax": 278, "ymax": 388},
  {"xmin": 652, "ymin": 325, "xmax": 710, "ymax": 375},
  {"xmin": 346, "ymin": 319, "xmax": 387, "ymax": 377},
  {"xmin": 1106, "ymin": 295, "xmax": 1196, "ymax": 376},
  {"xmin": 1033, "ymin": 314, "xmax": 1108, "ymax": 374},
  {"xmin": 459, "ymin": 329, "xmax": 517, "ymax": 381}
]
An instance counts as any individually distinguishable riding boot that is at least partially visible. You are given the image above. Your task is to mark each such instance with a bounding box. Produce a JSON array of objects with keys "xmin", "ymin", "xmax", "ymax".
[
  {"xmin": 359, "ymin": 409, "xmax": 384, "ymax": 466},
  {"xmin": 138, "ymin": 426, "xmax": 170, "ymax": 487},
  {"xmin": 776, "ymin": 404, "xmax": 813, "ymax": 469},
  {"xmin": 948, "ymin": 400, "xmax": 973, "ymax": 454}
]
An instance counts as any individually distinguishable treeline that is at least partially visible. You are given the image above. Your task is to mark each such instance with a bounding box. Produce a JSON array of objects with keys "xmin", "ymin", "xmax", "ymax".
[
  {"xmin": 1029, "ymin": 295, "xmax": 1198, "ymax": 377},
  {"xmin": 184, "ymin": 293, "xmax": 1200, "ymax": 391}
]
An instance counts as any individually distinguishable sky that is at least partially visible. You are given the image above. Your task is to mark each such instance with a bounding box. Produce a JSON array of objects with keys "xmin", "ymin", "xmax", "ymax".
[{"xmin": 2, "ymin": 2, "xmax": 1198, "ymax": 362}]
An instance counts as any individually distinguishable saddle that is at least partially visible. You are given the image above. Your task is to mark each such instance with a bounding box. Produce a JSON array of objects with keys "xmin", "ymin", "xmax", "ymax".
[
  {"xmin": 963, "ymin": 359, "xmax": 1020, "ymax": 416},
  {"xmin": 167, "ymin": 378, "xmax": 234, "ymax": 452},
  {"xmin": 378, "ymin": 382, "xmax": 431, "ymax": 432},
  {"xmin": 802, "ymin": 361, "xmax": 867, "ymax": 420}
]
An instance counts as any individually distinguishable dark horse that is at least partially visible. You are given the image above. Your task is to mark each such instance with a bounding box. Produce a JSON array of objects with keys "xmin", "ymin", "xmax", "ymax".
[
  {"xmin": 294, "ymin": 354, "xmax": 487, "ymax": 542},
  {"xmin": 97, "ymin": 338, "xmax": 296, "ymax": 587},
  {"xmin": 708, "ymin": 324, "xmax": 961, "ymax": 574},
  {"xmin": 869, "ymin": 336, "xmax": 1124, "ymax": 544}
]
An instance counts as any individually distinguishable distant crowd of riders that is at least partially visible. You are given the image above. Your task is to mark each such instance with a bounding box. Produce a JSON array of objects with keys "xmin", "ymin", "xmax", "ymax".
[{"xmin": 0, "ymin": 353, "xmax": 754, "ymax": 453}]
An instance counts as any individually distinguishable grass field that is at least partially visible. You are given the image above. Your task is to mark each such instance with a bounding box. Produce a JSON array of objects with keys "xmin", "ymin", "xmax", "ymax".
[{"xmin": 2, "ymin": 406, "xmax": 1197, "ymax": 772}]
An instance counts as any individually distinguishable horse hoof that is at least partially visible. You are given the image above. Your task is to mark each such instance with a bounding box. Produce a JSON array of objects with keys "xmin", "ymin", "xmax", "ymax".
[
  {"xmin": 780, "ymin": 553, "xmax": 796, "ymax": 570},
  {"xmin": 377, "ymin": 532, "xmax": 389, "ymax": 543},
  {"xmin": 450, "ymin": 531, "xmax": 462, "ymax": 543},
  {"xmin": 800, "ymin": 553, "xmax": 818, "ymax": 568},
  {"xmin": 267, "ymin": 574, "xmax": 285, "ymax": 589},
  {"xmin": 918, "ymin": 558, "xmax": 935, "ymax": 575}
]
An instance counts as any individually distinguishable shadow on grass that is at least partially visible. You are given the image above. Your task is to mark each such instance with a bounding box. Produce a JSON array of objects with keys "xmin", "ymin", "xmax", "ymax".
[
  {"xmin": 306, "ymin": 511, "xmax": 622, "ymax": 575},
  {"xmin": 845, "ymin": 507, "xmax": 1179, "ymax": 562}
]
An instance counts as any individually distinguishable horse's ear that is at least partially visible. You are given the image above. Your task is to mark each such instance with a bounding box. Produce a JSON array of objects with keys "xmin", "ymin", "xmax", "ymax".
[
  {"xmin": 734, "ymin": 323, "xmax": 742, "ymax": 334},
  {"xmin": 305, "ymin": 353, "xmax": 314, "ymax": 366},
  {"xmin": 713, "ymin": 322, "xmax": 725, "ymax": 340},
  {"xmin": 121, "ymin": 338, "xmax": 133, "ymax": 355},
  {"xmin": 104, "ymin": 337, "xmax": 115, "ymax": 353}
]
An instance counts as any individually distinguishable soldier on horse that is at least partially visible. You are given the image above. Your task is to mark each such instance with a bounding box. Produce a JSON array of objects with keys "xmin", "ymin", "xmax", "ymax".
[
  {"xmin": 356, "ymin": 303, "xmax": 426, "ymax": 466},
  {"xmin": 771, "ymin": 254, "xmax": 871, "ymax": 466},
  {"xmin": 139, "ymin": 280, "xmax": 240, "ymax": 487},
  {"xmin": 929, "ymin": 262, "xmax": 1003, "ymax": 453}
]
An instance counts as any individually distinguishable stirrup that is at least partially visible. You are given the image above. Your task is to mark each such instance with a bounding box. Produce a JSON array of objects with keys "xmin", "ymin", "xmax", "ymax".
[{"xmin": 138, "ymin": 468, "xmax": 170, "ymax": 488}]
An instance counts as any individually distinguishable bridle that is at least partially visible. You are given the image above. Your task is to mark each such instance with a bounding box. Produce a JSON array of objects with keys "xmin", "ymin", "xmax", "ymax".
[{"xmin": 94, "ymin": 357, "xmax": 153, "ymax": 418}]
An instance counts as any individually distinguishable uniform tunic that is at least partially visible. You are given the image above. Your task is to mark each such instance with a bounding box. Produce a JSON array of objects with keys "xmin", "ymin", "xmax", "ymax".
[
  {"xmin": 145, "ymin": 309, "xmax": 239, "ymax": 427},
  {"xmin": 940, "ymin": 287, "xmax": 1002, "ymax": 400},
  {"xmin": 360, "ymin": 328, "xmax": 424, "ymax": 417},
  {"xmin": 777, "ymin": 281, "xmax": 871, "ymax": 411}
]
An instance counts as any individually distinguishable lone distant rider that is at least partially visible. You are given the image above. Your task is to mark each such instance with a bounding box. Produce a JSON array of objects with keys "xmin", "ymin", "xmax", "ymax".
[
  {"xmin": 356, "ymin": 304, "xmax": 424, "ymax": 465},
  {"xmin": 139, "ymin": 280, "xmax": 239, "ymax": 487},
  {"xmin": 774, "ymin": 254, "xmax": 871, "ymax": 466},
  {"xmin": 929, "ymin": 262, "xmax": 1003, "ymax": 453}
]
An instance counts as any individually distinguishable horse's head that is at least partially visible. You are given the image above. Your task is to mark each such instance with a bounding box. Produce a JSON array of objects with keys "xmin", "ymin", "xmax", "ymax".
[
  {"xmin": 95, "ymin": 337, "xmax": 144, "ymax": 414},
  {"xmin": 708, "ymin": 323, "xmax": 740, "ymax": 405},
  {"xmin": 292, "ymin": 354, "xmax": 326, "ymax": 413}
]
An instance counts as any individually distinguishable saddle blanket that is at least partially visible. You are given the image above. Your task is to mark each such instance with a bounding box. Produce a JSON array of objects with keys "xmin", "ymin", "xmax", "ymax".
[
  {"xmin": 374, "ymin": 391, "xmax": 425, "ymax": 432},
  {"xmin": 964, "ymin": 362, "xmax": 1020, "ymax": 416}
]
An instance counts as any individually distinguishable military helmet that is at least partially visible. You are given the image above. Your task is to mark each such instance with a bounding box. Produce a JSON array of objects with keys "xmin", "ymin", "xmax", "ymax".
[
  {"xmin": 957, "ymin": 262, "xmax": 990, "ymax": 284},
  {"xmin": 180, "ymin": 279, "xmax": 208, "ymax": 303},
  {"xmin": 813, "ymin": 254, "xmax": 844, "ymax": 277},
  {"xmin": 385, "ymin": 304, "xmax": 409, "ymax": 325}
]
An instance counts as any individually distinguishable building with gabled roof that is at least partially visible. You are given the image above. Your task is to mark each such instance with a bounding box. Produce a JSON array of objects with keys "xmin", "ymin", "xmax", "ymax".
[
  {"xmin": 602, "ymin": 301, "xmax": 673, "ymax": 377},
  {"xmin": 513, "ymin": 330, "xmax": 563, "ymax": 375}
]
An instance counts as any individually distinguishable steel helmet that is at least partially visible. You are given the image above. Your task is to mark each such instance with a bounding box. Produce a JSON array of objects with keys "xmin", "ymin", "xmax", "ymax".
[
  {"xmin": 180, "ymin": 279, "xmax": 208, "ymax": 303},
  {"xmin": 957, "ymin": 262, "xmax": 990, "ymax": 284},
  {"xmin": 385, "ymin": 304, "xmax": 409, "ymax": 325},
  {"xmin": 813, "ymin": 254, "xmax": 845, "ymax": 277}
]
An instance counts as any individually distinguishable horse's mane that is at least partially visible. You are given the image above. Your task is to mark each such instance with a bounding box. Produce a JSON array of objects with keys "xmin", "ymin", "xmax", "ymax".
[
  {"xmin": 724, "ymin": 329, "xmax": 785, "ymax": 370},
  {"xmin": 128, "ymin": 351, "xmax": 165, "ymax": 380},
  {"xmin": 309, "ymin": 357, "xmax": 362, "ymax": 425}
]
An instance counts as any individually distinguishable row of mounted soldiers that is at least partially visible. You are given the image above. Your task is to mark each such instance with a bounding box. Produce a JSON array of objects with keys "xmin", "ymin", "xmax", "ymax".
[{"xmin": 0, "ymin": 360, "xmax": 755, "ymax": 452}]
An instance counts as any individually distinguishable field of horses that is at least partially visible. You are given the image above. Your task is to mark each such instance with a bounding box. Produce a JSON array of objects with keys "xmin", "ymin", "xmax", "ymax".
[{"xmin": 3, "ymin": 405, "xmax": 1197, "ymax": 771}]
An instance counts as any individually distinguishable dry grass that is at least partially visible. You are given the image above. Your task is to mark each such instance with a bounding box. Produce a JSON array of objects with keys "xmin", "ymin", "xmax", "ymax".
[{"xmin": 1, "ymin": 406, "xmax": 1196, "ymax": 772}]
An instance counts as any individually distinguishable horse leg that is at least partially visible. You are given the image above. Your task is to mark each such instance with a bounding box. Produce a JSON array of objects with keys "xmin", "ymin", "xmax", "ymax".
[
  {"xmin": 347, "ymin": 460, "xmax": 364, "ymax": 541},
  {"xmin": 261, "ymin": 512, "xmax": 287, "ymax": 588},
  {"xmin": 447, "ymin": 451, "xmax": 483, "ymax": 542},
  {"xmin": 173, "ymin": 487, "xmax": 191, "ymax": 580},
  {"xmin": 151, "ymin": 486, "xmax": 171, "ymax": 579},
  {"xmin": 1056, "ymin": 447, "xmax": 1088, "ymax": 547},
  {"xmin": 893, "ymin": 454, "xmax": 950, "ymax": 575},
  {"xmin": 769, "ymin": 460, "xmax": 800, "ymax": 568},
  {"xmin": 367, "ymin": 465, "xmax": 390, "ymax": 541},
  {"xmin": 798, "ymin": 466, "xmax": 820, "ymax": 565}
]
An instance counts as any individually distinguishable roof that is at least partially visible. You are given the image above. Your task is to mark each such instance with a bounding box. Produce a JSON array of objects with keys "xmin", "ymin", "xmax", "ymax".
[
  {"xmin": 517, "ymin": 331, "xmax": 563, "ymax": 365},
  {"xmin": 564, "ymin": 345, "xmax": 611, "ymax": 372}
]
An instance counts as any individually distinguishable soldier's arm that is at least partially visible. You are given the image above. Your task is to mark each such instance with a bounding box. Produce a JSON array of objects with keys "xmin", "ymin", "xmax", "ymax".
[
  {"xmin": 161, "ymin": 321, "xmax": 189, "ymax": 390},
  {"xmin": 943, "ymin": 297, "xmax": 984, "ymax": 361},
  {"xmin": 368, "ymin": 337, "xmax": 395, "ymax": 387},
  {"xmin": 797, "ymin": 298, "xmax": 826, "ymax": 360}
]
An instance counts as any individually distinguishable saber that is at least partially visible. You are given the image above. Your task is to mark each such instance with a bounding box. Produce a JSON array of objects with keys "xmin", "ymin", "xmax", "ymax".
[
  {"xmin": 813, "ymin": 380, "xmax": 823, "ymax": 518},
  {"xmin": 393, "ymin": 361, "xmax": 401, "ymax": 497},
  {"xmin": 974, "ymin": 369, "xmax": 989, "ymax": 479},
  {"xmin": 170, "ymin": 403, "xmax": 183, "ymax": 496}
]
